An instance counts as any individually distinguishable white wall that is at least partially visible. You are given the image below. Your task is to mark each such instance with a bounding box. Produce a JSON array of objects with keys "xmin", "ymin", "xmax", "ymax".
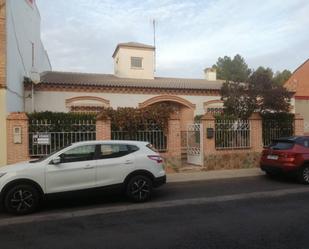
[
  {"xmin": 25, "ymin": 90, "xmax": 221, "ymax": 116},
  {"xmin": 6, "ymin": 0, "xmax": 51, "ymax": 112},
  {"xmin": 114, "ymin": 47, "xmax": 154, "ymax": 79}
]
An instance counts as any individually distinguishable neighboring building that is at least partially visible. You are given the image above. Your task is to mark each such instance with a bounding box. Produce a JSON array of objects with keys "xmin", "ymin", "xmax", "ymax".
[
  {"xmin": 25, "ymin": 42, "xmax": 225, "ymax": 132},
  {"xmin": 284, "ymin": 59, "xmax": 309, "ymax": 133},
  {"xmin": 0, "ymin": 0, "xmax": 51, "ymax": 166}
]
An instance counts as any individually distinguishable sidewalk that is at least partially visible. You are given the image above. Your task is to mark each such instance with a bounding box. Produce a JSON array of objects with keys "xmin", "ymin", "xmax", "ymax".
[{"xmin": 167, "ymin": 168, "xmax": 263, "ymax": 183}]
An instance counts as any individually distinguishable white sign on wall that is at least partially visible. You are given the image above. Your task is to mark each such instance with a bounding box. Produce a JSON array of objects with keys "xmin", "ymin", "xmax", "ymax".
[{"xmin": 33, "ymin": 133, "xmax": 50, "ymax": 145}]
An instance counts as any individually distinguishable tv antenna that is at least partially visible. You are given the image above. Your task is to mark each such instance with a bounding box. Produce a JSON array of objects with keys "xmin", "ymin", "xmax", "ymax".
[{"xmin": 153, "ymin": 19, "xmax": 156, "ymax": 72}]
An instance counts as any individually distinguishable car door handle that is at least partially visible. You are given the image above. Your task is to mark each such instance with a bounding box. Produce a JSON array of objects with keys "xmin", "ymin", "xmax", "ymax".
[
  {"xmin": 84, "ymin": 165, "xmax": 95, "ymax": 170},
  {"xmin": 125, "ymin": 160, "xmax": 134, "ymax": 165}
]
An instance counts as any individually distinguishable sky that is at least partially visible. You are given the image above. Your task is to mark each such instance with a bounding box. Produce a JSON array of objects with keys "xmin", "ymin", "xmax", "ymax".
[{"xmin": 36, "ymin": 0, "xmax": 309, "ymax": 78}]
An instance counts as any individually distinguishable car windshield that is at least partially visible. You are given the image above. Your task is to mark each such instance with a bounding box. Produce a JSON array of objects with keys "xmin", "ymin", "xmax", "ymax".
[{"xmin": 29, "ymin": 144, "xmax": 71, "ymax": 163}]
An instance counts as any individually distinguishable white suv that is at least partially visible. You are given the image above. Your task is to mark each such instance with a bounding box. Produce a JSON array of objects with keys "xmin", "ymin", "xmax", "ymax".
[{"xmin": 0, "ymin": 141, "xmax": 166, "ymax": 215}]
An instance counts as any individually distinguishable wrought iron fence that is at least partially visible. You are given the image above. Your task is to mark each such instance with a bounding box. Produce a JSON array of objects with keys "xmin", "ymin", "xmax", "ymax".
[
  {"xmin": 215, "ymin": 119, "xmax": 251, "ymax": 149},
  {"xmin": 29, "ymin": 119, "xmax": 96, "ymax": 157},
  {"xmin": 112, "ymin": 124, "xmax": 167, "ymax": 152},
  {"xmin": 262, "ymin": 119, "xmax": 294, "ymax": 146}
]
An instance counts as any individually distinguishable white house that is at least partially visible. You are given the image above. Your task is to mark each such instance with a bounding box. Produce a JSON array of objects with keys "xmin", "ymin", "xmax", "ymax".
[{"xmin": 25, "ymin": 42, "xmax": 225, "ymax": 132}]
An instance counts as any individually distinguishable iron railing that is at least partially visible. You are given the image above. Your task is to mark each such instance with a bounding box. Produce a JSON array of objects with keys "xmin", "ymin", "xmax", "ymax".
[
  {"xmin": 112, "ymin": 130, "xmax": 167, "ymax": 152},
  {"xmin": 29, "ymin": 120, "xmax": 96, "ymax": 157},
  {"xmin": 215, "ymin": 119, "xmax": 251, "ymax": 149},
  {"xmin": 262, "ymin": 119, "xmax": 294, "ymax": 146}
]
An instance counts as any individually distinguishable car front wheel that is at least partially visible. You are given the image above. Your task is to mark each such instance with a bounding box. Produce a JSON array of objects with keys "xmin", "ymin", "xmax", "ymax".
[
  {"xmin": 126, "ymin": 175, "xmax": 153, "ymax": 202},
  {"xmin": 298, "ymin": 166, "xmax": 309, "ymax": 184},
  {"xmin": 4, "ymin": 184, "xmax": 41, "ymax": 215}
]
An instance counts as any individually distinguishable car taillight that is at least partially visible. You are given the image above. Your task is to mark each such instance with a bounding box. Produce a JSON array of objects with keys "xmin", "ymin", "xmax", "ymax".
[
  {"xmin": 280, "ymin": 153, "xmax": 297, "ymax": 162},
  {"xmin": 147, "ymin": 155, "xmax": 163, "ymax": 163}
]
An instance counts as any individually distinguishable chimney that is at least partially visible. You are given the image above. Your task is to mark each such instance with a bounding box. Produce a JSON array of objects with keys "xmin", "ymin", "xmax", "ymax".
[{"xmin": 204, "ymin": 68, "xmax": 217, "ymax": 81}]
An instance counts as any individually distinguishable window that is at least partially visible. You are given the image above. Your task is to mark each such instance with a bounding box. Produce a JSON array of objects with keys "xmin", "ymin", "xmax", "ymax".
[
  {"xmin": 97, "ymin": 144, "xmax": 138, "ymax": 159},
  {"xmin": 131, "ymin": 57, "xmax": 143, "ymax": 68},
  {"xmin": 207, "ymin": 107, "xmax": 224, "ymax": 114},
  {"xmin": 60, "ymin": 145, "xmax": 96, "ymax": 163}
]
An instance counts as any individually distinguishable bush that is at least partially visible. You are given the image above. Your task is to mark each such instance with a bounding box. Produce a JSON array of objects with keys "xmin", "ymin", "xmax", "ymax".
[
  {"xmin": 27, "ymin": 112, "xmax": 96, "ymax": 132},
  {"xmin": 97, "ymin": 103, "xmax": 177, "ymax": 133}
]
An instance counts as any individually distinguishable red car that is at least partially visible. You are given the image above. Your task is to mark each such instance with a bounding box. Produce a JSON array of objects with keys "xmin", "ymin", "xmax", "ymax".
[{"xmin": 260, "ymin": 136, "xmax": 309, "ymax": 184}]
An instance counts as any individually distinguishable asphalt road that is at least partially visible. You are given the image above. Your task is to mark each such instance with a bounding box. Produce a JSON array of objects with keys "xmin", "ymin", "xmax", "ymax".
[
  {"xmin": 1, "ymin": 175, "xmax": 309, "ymax": 249},
  {"xmin": 0, "ymin": 174, "xmax": 304, "ymax": 217}
]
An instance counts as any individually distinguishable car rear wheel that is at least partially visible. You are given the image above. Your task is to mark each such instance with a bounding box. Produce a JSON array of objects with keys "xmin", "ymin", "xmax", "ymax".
[
  {"xmin": 4, "ymin": 184, "xmax": 41, "ymax": 215},
  {"xmin": 126, "ymin": 175, "xmax": 153, "ymax": 202},
  {"xmin": 298, "ymin": 166, "xmax": 309, "ymax": 184}
]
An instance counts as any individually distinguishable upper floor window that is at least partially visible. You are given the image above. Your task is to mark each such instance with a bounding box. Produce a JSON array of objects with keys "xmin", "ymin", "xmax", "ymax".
[{"xmin": 131, "ymin": 57, "xmax": 143, "ymax": 68}]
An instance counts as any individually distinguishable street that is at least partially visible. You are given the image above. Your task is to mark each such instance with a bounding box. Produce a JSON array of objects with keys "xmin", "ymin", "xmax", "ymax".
[{"xmin": 1, "ymin": 174, "xmax": 309, "ymax": 249}]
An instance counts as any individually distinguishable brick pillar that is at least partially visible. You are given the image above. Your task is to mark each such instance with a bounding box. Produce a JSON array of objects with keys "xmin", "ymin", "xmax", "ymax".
[
  {"xmin": 96, "ymin": 118, "xmax": 111, "ymax": 140},
  {"xmin": 201, "ymin": 113, "xmax": 216, "ymax": 157},
  {"xmin": 294, "ymin": 113, "xmax": 304, "ymax": 136},
  {"xmin": 7, "ymin": 112, "xmax": 29, "ymax": 165},
  {"xmin": 167, "ymin": 114, "xmax": 181, "ymax": 157},
  {"xmin": 249, "ymin": 113, "xmax": 263, "ymax": 152}
]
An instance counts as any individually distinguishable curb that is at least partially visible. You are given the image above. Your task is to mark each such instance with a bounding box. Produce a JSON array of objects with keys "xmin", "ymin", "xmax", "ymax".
[{"xmin": 167, "ymin": 168, "xmax": 263, "ymax": 183}]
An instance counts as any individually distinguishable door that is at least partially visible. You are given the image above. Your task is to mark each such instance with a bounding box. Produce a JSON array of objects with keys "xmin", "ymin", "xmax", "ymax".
[
  {"xmin": 187, "ymin": 123, "xmax": 204, "ymax": 166},
  {"xmin": 96, "ymin": 143, "xmax": 136, "ymax": 187},
  {"xmin": 46, "ymin": 144, "xmax": 96, "ymax": 193}
]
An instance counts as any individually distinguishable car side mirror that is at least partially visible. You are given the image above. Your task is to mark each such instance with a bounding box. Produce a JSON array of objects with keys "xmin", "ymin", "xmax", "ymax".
[{"xmin": 51, "ymin": 157, "xmax": 61, "ymax": 165}]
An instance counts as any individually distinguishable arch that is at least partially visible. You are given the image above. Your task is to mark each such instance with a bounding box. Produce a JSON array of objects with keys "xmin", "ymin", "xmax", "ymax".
[
  {"xmin": 139, "ymin": 95, "xmax": 196, "ymax": 109},
  {"xmin": 203, "ymin": 99, "xmax": 223, "ymax": 107},
  {"xmin": 65, "ymin": 96, "xmax": 110, "ymax": 107},
  {"xmin": 204, "ymin": 99, "xmax": 224, "ymax": 114}
]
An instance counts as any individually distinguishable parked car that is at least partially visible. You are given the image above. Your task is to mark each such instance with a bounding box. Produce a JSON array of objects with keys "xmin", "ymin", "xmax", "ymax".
[
  {"xmin": 0, "ymin": 141, "xmax": 166, "ymax": 215},
  {"xmin": 260, "ymin": 136, "xmax": 309, "ymax": 183}
]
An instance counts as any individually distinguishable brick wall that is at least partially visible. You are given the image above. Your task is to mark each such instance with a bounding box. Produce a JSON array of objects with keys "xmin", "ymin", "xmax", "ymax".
[
  {"xmin": 294, "ymin": 113, "xmax": 304, "ymax": 136},
  {"xmin": 0, "ymin": 0, "xmax": 6, "ymax": 88},
  {"xmin": 96, "ymin": 118, "xmax": 111, "ymax": 140},
  {"xmin": 7, "ymin": 112, "xmax": 29, "ymax": 165},
  {"xmin": 167, "ymin": 114, "xmax": 181, "ymax": 157}
]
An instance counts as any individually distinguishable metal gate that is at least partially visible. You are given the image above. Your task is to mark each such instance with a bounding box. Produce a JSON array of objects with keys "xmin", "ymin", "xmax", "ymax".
[
  {"xmin": 187, "ymin": 123, "xmax": 203, "ymax": 166},
  {"xmin": 29, "ymin": 120, "xmax": 96, "ymax": 157}
]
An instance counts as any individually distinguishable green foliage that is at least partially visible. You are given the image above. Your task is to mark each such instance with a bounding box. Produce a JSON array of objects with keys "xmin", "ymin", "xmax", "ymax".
[
  {"xmin": 194, "ymin": 115, "xmax": 203, "ymax": 123},
  {"xmin": 221, "ymin": 81, "xmax": 256, "ymax": 119},
  {"xmin": 213, "ymin": 54, "xmax": 251, "ymax": 82},
  {"xmin": 27, "ymin": 112, "xmax": 96, "ymax": 132},
  {"xmin": 219, "ymin": 64, "xmax": 292, "ymax": 118},
  {"xmin": 249, "ymin": 67, "xmax": 291, "ymax": 114},
  {"xmin": 97, "ymin": 103, "xmax": 177, "ymax": 132},
  {"xmin": 28, "ymin": 112, "xmax": 96, "ymax": 122},
  {"xmin": 261, "ymin": 112, "xmax": 294, "ymax": 122},
  {"xmin": 273, "ymin": 70, "xmax": 292, "ymax": 85}
]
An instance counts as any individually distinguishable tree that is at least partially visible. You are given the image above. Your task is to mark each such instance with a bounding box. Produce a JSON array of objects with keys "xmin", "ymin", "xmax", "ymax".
[
  {"xmin": 213, "ymin": 54, "xmax": 251, "ymax": 82},
  {"xmin": 221, "ymin": 81, "xmax": 256, "ymax": 119},
  {"xmin": 220, "ymin": 66, "xmax": 292, "ymax": 119},
  {"xmin": 273, "ymin": 70, "xmax": 292, "ymax": 85},
  {"xmin": 249, "ymin": 67, "xmax": 291, "ymax": 113}
]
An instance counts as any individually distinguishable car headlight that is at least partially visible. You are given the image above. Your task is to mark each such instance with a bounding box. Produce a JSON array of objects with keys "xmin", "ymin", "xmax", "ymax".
[{"xmin": 0, "ymin": 173, "xmax": 6, "ymax": 178}]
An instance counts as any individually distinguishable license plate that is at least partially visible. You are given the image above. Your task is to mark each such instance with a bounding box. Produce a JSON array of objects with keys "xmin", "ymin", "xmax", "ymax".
[{"xmin": 267, "ymin": 155, "xmax": 278, "ymax": 160}]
